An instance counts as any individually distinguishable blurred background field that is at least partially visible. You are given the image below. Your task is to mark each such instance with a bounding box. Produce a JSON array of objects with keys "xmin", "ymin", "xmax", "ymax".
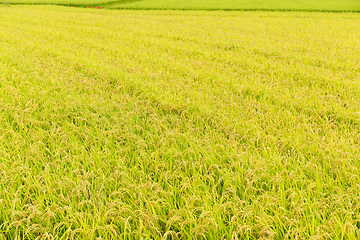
[
  {"xmin": 111, "ymin": 0, "xmax": 360, "ymax": 11},
  {"xmin": 4, "ymin": 0, "xmax": 360, "ymax": 11},
  {"xmin": 2, "ymin": 0, "xmax": 135, "ymax": 7}
]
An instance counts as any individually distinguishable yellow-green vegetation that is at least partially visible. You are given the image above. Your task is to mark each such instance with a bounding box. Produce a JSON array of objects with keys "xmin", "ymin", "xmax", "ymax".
[
  {"xmin": 5, "ymin": 0, "xmax": 360, "ymax": 11},
  {"xmin": 1, "ymin": 5, "xmax": 360, "ymax": 239},
  {"xmin": 111, "ymin": 0, "xmax": 360, "ymax": 11},
  {"xmin": 3, "ymin": 0, "xmax": 137, "ymax": 7}
]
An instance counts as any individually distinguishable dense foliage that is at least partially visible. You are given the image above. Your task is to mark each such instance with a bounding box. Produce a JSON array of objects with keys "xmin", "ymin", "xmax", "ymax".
[
  {"xmin": 1, "ymin": 5, "xmax": 360, "ymax": 240},
  {"xmin": 4, "ymin": 0, "xmax": 360, "ymax": 11}
]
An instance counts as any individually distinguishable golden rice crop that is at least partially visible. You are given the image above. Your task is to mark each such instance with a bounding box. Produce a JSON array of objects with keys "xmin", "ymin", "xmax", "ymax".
[
  {"xmin": 0, "ymin": 5, "xmax": 360, "ymax": 239},
  {"xmin": 111, "ymin": 0, "xmax": 360, "ymax": 11}
]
